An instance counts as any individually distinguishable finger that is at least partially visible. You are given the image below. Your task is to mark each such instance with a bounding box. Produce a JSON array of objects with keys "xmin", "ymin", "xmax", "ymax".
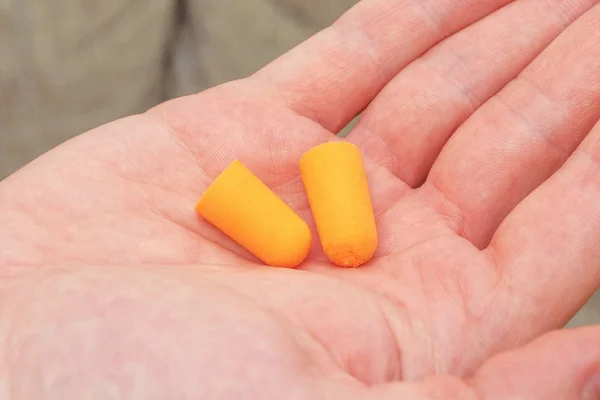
[
  {"xmin": 472, "ymin": 327, "xmax": 600, "ymax": 399},
  {"xmin": 487, "ymin": 118, "xmax": 600, "ymax": 339},
  {"xmin": 254, "ymin": 0, "xmax": 514, "ymax": 133},
  {"xmin": 427, "ymin": 5, "xmax": 600, "ymax": 247},
  {"xmin": 360, "ymin": 327, "xmax": 600, "ymax": 399},
  {"xmin": 348, "ymin": 0, "xmax": 597, "ymax": 185}
]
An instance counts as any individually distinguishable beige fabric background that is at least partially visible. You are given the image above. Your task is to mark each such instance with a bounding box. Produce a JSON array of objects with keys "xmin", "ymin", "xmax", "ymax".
[{"xmin": 1, "ymin": 0, "xmax": 598, "ymax": 326}]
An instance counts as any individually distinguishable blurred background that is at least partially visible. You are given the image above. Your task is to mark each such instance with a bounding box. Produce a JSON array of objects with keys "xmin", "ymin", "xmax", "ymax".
[{"xmin": 0, "ymin": 0, "xmax": 598, "ymax": 326}]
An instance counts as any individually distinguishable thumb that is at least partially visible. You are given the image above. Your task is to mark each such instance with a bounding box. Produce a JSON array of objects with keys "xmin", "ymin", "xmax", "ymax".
[{"xmin": 361, "ymin": 326, "xmax": 600, "ymax": 399}]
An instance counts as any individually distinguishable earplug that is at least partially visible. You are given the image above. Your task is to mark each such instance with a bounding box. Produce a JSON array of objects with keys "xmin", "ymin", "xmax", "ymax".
[
  {"xmin": 300, "ymin": 142, "xmax": 378, "ymax": 267},
  {"xmin": 195, "ymin": 160, "xmax": 311, "ymax": 268}
]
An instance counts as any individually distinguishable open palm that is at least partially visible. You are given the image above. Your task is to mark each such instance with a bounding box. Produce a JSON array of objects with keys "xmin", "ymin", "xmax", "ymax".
[{"xmin": 2, "ymin": 1, "xmax": 600, "ymax": 398}]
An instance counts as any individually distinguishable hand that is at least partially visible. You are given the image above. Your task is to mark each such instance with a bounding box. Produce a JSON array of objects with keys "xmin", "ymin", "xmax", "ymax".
[{"xmin": 1, "ymin": 0, "xmax": 600, "ymax": 398}]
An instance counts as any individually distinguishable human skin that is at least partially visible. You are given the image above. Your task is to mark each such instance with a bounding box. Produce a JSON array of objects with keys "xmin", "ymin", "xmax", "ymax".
[{"xmin": 1, "ymin": 0, "xmax": 600, "ymax": 398}]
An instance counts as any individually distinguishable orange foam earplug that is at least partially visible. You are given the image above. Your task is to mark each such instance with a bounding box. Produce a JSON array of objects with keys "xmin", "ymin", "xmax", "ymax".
[
  {"xmin": 300, "ymin": 142, "xmax": 378, "ymax": 267},
  {"xmin": 195, "ymin": 160, "xmax": 311, "ymax": 268}
]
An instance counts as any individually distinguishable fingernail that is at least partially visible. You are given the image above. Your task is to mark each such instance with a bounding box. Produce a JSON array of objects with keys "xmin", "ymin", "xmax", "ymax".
[{"xmin": 583, "ymin": 371, "xmax": 600, "ymax": 400}]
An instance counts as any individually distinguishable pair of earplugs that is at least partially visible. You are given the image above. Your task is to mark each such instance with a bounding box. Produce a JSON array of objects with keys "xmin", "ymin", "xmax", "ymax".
[{"xmin": 195, "ymin": 142, "xmax": 378, "ymax": 268}]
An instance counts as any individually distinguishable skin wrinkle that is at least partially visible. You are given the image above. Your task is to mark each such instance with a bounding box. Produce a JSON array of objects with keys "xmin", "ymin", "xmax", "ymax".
[
  {"xmin": 334, "ymin": 16, "xmax": 390, "ymax": 120},
  {"xmin": 187, "ymin": 271, "xmax": 343, "ymax": 376},
  {"xmin": 571, "ymin": 148, "xmax": 600, "ymax": 187},
  {"xmin": 143, "ymin": 197, "xmax": 250, "ymax": 264},
  {"xmin": 109, "ymin": 166, "xmax": 199, "ymax": 205},
  {"xmin": 544, "ymin": 0, "xmax": 590, "ymax": 30},
  {"xmin": 142, "ymin": 112, "xmax": 200, "ymax": 155},
  {"xmin": 374, "ymin": 304, "xmax": 405, "ymax": 382},
  {"xmin": 0, "ymin": 201, "xmax": 93, "ymax": 267},
  {"xmin": 491, "ymin": 96, "xmax": 570, "ymax": 161},
  {"xmin": 370, "ymin": 182, "xmax": 409, "ymax": 224},
  {"xmin": 421, "ymin": 50, "xmax": 481, "ymax": 111},
  {"xmin": 496, "ymin": 75, "xmax": 573, "ymax": 157},
  {"xmin": 276, "ymin": 22, "xmax": 383, "ymax": 131},
  {"xmin": 140, "ymin": 112, "xmax": 214, "ymax": 188},
  {"xmin": 470, "ymin": 281, "xmax": 519, "ymax": 361},
  {"xmin": 325, "ymin": 2, "xmax": 437, "ymax": 131},
  {"xmin": 400, "ymin": 244, "xmax": 440, "ymax": 378},
  {"xmin": 353, "ymin": 122, "xmax": 401, "ymax": 180},
  {"xmin": 351, "ymin": 65, "xmax": 453, "ymax": 183},
  {"xmin": 300, "ymin": 288, "xmax": 406, "ymax": 384},
  {"xmin": 279, "ymin": 294, "xmax": 355, "ymax": 381},
  {"xmin": 420, "ymin": 249, "xmax": 467, "ymax": 374},
  {"xmin": 419, "ymin": 182, "xmax": 467, "ymax": 239},
  {"xmin": 414, "ymin": 0, "xmax": 456, "ymax": 41},
  {"xmin": 197, "ymin": 266, "xmax": 406, "ymax": 384},
  {"xmin": 363, "ymin": 166, "xmax": 409, "ymax": 214},
  {"xmin": 410, "ymin": 245, "xmax": 439, "ymax": 375},
  {"xmin": 336, "ymin": 19, "xmax": 388, "ymax": 95}
]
